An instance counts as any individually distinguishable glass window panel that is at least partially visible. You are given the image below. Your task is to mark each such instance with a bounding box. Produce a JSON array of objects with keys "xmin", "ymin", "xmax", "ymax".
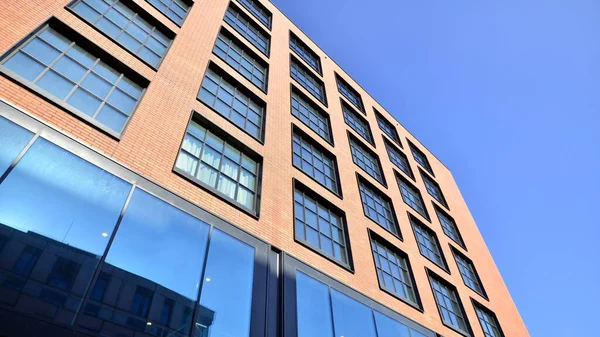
[
  {"xmin": 0, "ymin": 116, "xmax": 34, "ymax": 175},
  {"xmin": 296, "ymin": 271, "xmax": 334, "ymax": 337},
  {"xmin": 290, "ymin": 34, "xmax": 321, "ymax": 73},
  {"xmin": 95, "ymin": 105, "xmax": 128, "ymax": 133},
  {"xmin": 212, "ymin": 32, "xmax": 268, "ymax": 91},
  {"xmin": 292, "ymin": 131, "xmax": 338, "ymax": 194},
  {"xmin": 0, "ymin": 138, "xmax": 131, "ymax": 255},
  {"xmin": 224, "ymin": 5, "xmax": 269, "ymax": 55},
  {"xmin": 67, "ymin": 88, "xmax": 102, "ymax": 116},
  {"xmin": 3, "ymin": 52, "xmax": 46, "ymax": 81},
  {"xmin": 290, "ymin": 59, "xmax": 324, "ymax": 103},
  {"xmin": 22, "ymin": 38, "xmax": 61, "ymax": 66},
  {"xmin": 343, "ymin": 102, "xmax": 373, "ymax": 144},
  {"xmin": 36, "ymin": 71, "xmax": 75, "ymax": 100},
  {"xmin": 349, "ymin": 137, "xmax": 383, "ymax": 184},
  {"xmin": 147, "ymin": 0, "xmax": 189, "ymax": 25},
  {"xmin": 373, "ymin": 311, "xmax": 411, "ymax": 337},
  {"xmin": 196, "ymin": 229, "xmax": 255, "ymax": 337},
  {"xmin": 331, "ymin": 289, "xmax": 378, "ymax": 337},
  {"xmin": 336, "ymin": 76, "xmax": 364, "ymax": 112},
  {"xmin": 52, "ymin": 56, "xmax": 87, "ymax": 82},
  {"xmin": 359, "ymin": 181, "xmax": 397, "ymax": 235},
  {"xmin": 107, "ymin": 88, "xmax": 136, "ymax": 114}
]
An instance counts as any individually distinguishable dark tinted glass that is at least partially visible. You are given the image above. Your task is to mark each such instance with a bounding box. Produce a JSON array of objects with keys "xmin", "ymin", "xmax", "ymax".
[
  {"xmin": 409, "ymin": 143, "xmax": 433, "ymax": 175},
  {"xmin": 385, "ymin": 140, "xmax": 413, "ymax": 178},
  {"xmin": 436, "ymin": 208, "xmax": 464, "ymax": 246},
  {"xmin": 397, "ymin": 175, "xmax": 428, "ymax": 218},
  {"xmin": 291, "ymin": 58, "xmax": 325, "ymax": 104},
  {"xmin": 70, "ymin": 0, "xmax": 172, "ymax": 67},
  {"xmin": 290, "ymin": 34, "xmax": 321, "ymax": 73},
  {"xmin": 349, "ymin": 137, "xmax": 384, "ymax": 184},
  {"xmin": 239, "ymin": 0, "xmax": 271, "ymax": 28},
  {"xmin": 1, "ymin": 27, "xmax": 144, "ymax": 134},
  {"xmin": 291, "ymin": 90, "xmax": 331, "ymax": 142},
  {"xmin": 475, "ymin": 304, "xmax": 504, "ymax": 337},
  {"xmin": 293, "ymin": 132, "xmax": 339, "ymax": 193},
  {"xmin": 371, "ymin": 238, "xmax": 418, "ymax": 305},
  {"xmin": 422, "ymin": 173, "xmax": 447, "ymax": 207},
  {"xmin": 454, "ymin": 250, "xmax": 484, "ymax": 295},
  {"xmin": 342, "ymin": 102, "xmax": 373, "ymax": 144},
  {"xmin": 358, "ymin": 181, "xmax": 398, "ymax": 235},
  {"xmin": 336, "ymin": 76, "xmax": 364, "ymax": 111},
  {"xmin": 375, "ymin": 111, "xmax": 401, "ymax": 145},
  {"xmin": 430, "ymin": 276, "xmax": 469, "ymax": 334},
  {"xmin": 411, "ymin": 219, "xmax": 446, "ymax": 268}
]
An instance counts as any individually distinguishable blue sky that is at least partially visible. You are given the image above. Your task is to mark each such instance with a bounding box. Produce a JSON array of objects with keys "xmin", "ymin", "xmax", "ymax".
[{"xmin": 273, "ymin": 0, "xmax": 600, "ymax": 335}]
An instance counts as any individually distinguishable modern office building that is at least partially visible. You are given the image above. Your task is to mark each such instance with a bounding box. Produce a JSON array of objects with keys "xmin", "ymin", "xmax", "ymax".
[{"xmin": 0, "ymin": 0, "xmax": 528, "ymax": 336}]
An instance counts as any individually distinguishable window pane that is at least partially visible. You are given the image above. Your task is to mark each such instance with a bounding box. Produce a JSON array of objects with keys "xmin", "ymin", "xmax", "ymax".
[
  {"xmin": 296, "ymin": 271, "xmax": 334, "ymax": 337},
  {"xmin": 331, "ymin": 289, "xmax": 378, "ymax": 337},
  {"xmin": 373, "ymin": 311, "xmax": 411, "ymax": 337},
  {"xmin": 224, "ymin": 5, "xmax": 269, "ymax": 55},
  {"xmin": 196, "ymin": 229, "xmax": 255, "ymax": 337},
  {"xmin": 0, "ymin": 116, "xmax": 34, "ymax": 175}
]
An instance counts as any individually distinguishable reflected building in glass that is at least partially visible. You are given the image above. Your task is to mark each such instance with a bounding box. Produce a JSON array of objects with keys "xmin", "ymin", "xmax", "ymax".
[{"xmin": 0, "ymin": 1, "xmax": 527, "ymax": 337}]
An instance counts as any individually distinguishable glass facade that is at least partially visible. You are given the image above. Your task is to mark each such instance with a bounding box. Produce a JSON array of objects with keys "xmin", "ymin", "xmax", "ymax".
[
  {"xmin": 213, "ymin": 30, "xmax": 268, "ymax": 90},
  {"xmin": 224, "ymin": 4, "xmax": 269, "ymax": 56},
  {"xmin": 198, "ymin": 67, "xmax": 264, "ymax": 140},
  {"xmin": 349, "ymin": 136, "xmax": 384, "ymax": 184},
  {"xmin": 70, "ymin": 0, "xmax": 172, "ymax": 67},
  {"xmin": 0, "ymin": 114, "xmax": 266, "ymax": 337},
  {"xmin": 291, "ymin": 90, "xmax": 332, "ymax": 142},
  {"xmin": 291, "ymin": 58, "xmax": 326, "ymax": 104},
  {"xmin": 0, "ymin": 26, "xmax": 144, "ymax": 135},
  {"xmin": 175, "ymin": 119, "xmax": 260, "ymax": 212},
  {"xmin": 146, "ymin": 0, "xmax": 189, "ymax": 26},
  {"xmin": 293, "ymin": 131, "xmax": 339, "ymax": 194}
]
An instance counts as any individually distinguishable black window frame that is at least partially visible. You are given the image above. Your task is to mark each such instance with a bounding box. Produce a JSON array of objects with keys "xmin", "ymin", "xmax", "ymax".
[
  {"xmin": 409, "ymin": 213, "xmax": 449, "ymax": 272},
  {"xmin": 335, "ymin": 73, "xmax": 364, "ymax": 113},
  {"xmin": 290, "ymin": 54, "xmax": 327, "ymax": 106},
  {"xmin": 420, "ymin": 169, "xmax": 448, "ymax": 208},
  {"xmin": 450, "ymin": 245, "xmax": 488, "ymax": 299},
  {"xmin": 236, "ymin": 0, "xmax": 272, "ymax": 29},
  {"xmin": 292, "ymin": 124, "xmax": 342, "ymax": 198},
  {"xmin": 66, "ymin": 0, "xmax": 176, "ymax": 70},
  {"xmin": 341, "ymin": 99, "xmax": 374, "ymax": 146},
  {"xmin": 395, "ymin": 172, "xmax": 430, "ymax": 220},
  {"xmin": 290, "ymin": 84, "xmax": 333, "ymax": 145},
  {"xmin": 212, "ymin": 26, "xmax": 269, "ymax": 93},
  {"xmin": 384, "ymin": 138, "xmax": 414, "ymax": 180},
  {"xmin": 144, "ymin": 0, "xmax": 193, "ymax": 27},
  {"xmin": 434, "ymin": 204, "xmax": 466, "ymax": 249},
  {"xmin": 356, "ymin": 173, "xmax": 401, "ymax": 238},
  {"xmin": 374, "ymin": 108, "xmax": 402, "ymax": 146},
  {"xmin": 472, "ymin": 299, "xmax": 505, "ymax": 337},
  {"xmin": 172, "ymin": 111, "xmax": 263, "ymax": 218},
  {"xmin": 292, "ymin": 179, "xmax": 353, "ymax": 271},
  {"xmin": 289, "ymin": 31, "xmax": 322, "ymax": 75},
  {"xmin": 224, "ymin": 2, "xmax": 271, "ymax": 57},
  {"xmin": 348, "ymin": 132, "xmax": 386, "ymax": 187},
  {"xmin": 426, "ymin": 269, "xmax": 473, "ymax": 337},
  {"xmin": 408, "ymin": 139, "xmax": 434, "ymax": 176},
  {"xmin": 0, "ymin": 18, "xmax": 149, "ymax": 140},
  {"xmin": 368, "ymin": 230, "xmax": 423, "ymax": 311},
  {"xmin": 197, "ymin": 62, "xmax": 267, "ymax": 143}
]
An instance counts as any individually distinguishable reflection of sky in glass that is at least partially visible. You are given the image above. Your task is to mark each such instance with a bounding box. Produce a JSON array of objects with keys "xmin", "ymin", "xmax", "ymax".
[
  {"xmin": 199, "ymin": 229, "xmax": 254, "ymax": 337},
  {"xmin": 374, "ymin": 311, "xmax": 411, "ymax": 337},
  {"xmin": 106, "ymin": 188, "xmax": 210, "ymax": 300},
  {"xmin": 296, "ymin": 271, "xmax": 334, "ymax": 337},
  {"xmin": 0, "ymin": 138, "xmax": 131, "ymax": 255},
  {"xmin": 0, "ymin": 116, "xmax": 34, "ymax": 176},
  {"xmin": 331, "ymin": 289, "xmax": 378, "ymax": 337}
]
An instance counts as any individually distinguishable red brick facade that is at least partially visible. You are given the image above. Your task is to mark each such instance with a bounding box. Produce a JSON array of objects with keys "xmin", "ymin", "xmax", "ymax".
[{"xmin": 0, "ymin": 0, "xmax": 528, "ymax": 336}]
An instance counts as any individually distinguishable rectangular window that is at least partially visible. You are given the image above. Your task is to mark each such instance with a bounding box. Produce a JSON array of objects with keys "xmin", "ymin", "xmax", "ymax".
[
  {"xmin": 0, "ymin": 24, "xmax": 146, "ymax": 137},
  {"xmin": 370, "ymin": 232, "xmax": 420, "ymax": 308},
  {"xmin": 336, "ymin": 74, "xmax": 364, "ymax": 112},
  {"xmin": 213, "ymin": 28, "xmax": 268, "ymax": 91},
  {"xmin": 174, "ymin": 115, "xmax": 261, "ymax": 213},
  {"xmin": 396, "ymin": 173, "xmax": 428, "ymax": 219},
  {"xmin": 159, "ymin": 298, "xmax": 175, "ymax": 326},
  {"xmin": 452, "ymin": 247, "xmax": 486, "ymax": 297},
  {"xmin": 89, "ymin": 272, "xmax": 110, "ymax": 302},
  {"xmin": 349, "ymin": 135, "xmax": 385, "ymax": 185},
  {"xmin": 146, "ymin": 0, "xmax": 190, "ymax": 26},
  {"xmin": 410, "ymin": 215, "xmax": 447, "ymax": 270},
  {"xmin": 474, "ymin": 301, "xmax": 505, "ymax": 337},
  {"xmin": 291, "ymin": 56, "xmax": 326, "ymax": 105},
  {"xmin": 384, "ymin": 139, "xmax": 413, "ymax": 179},
  {"xmin": 47, "ymin": 257, "xmax": 80, "ymax": 291},
  {"xmin": 435, "ymin": 206, "xmax": 465, "ymax": 248},
  {"xmin": 408, "ymin": 141, "xmax": 434, "ymax": 175},
  {"xmin": 224, "ymin": 3, "xmax": 270, "ymax": 56},
  {"xmin": 342, "ymin": 100, "xmax": 374, "ymax": 145},
  {"xmin": 358, "ymin": 176, "xmax": 399, "ymax": 236},
  {"xmin": 198, "ymin": 64, "xmax": 265, "ymax": 141},
  {"xmin": 293, "ymin": 128, "xmax": 340, "ymax": 195},
  {"xmin": 421, "ymin": 170, "xmax": 447, "ymax": 208},
  {"xmin": 238, "ymin": 0, "xmax": 272, "ymax": 29},
  {"xmin": 294, "ymin": 183, "xmax": 350, "ymax": 267},
  {"xmin": 290, "ymin": 32, "xmax": 321, "ymax": 74},
  {"xmin": 130, "ymin": 285, "xmax": 154, "ymax": 317},
  {"xmin": 12, "ymin": 246, "xmax": 42, "ymax": 276},
  {"xmin": 291, "ymin": 87, "xmax": 332, "ymax": 143},
  {"xmin": 428, "ymin": 271, "xmax": 471, "ymax": 335},
  {"xmin": 375, "ymin": 109, "xmax": 401, "ymax": 146},
  {"xmin": 69, "ymin": 0, "xmax": 174, "ymax": 68}
]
